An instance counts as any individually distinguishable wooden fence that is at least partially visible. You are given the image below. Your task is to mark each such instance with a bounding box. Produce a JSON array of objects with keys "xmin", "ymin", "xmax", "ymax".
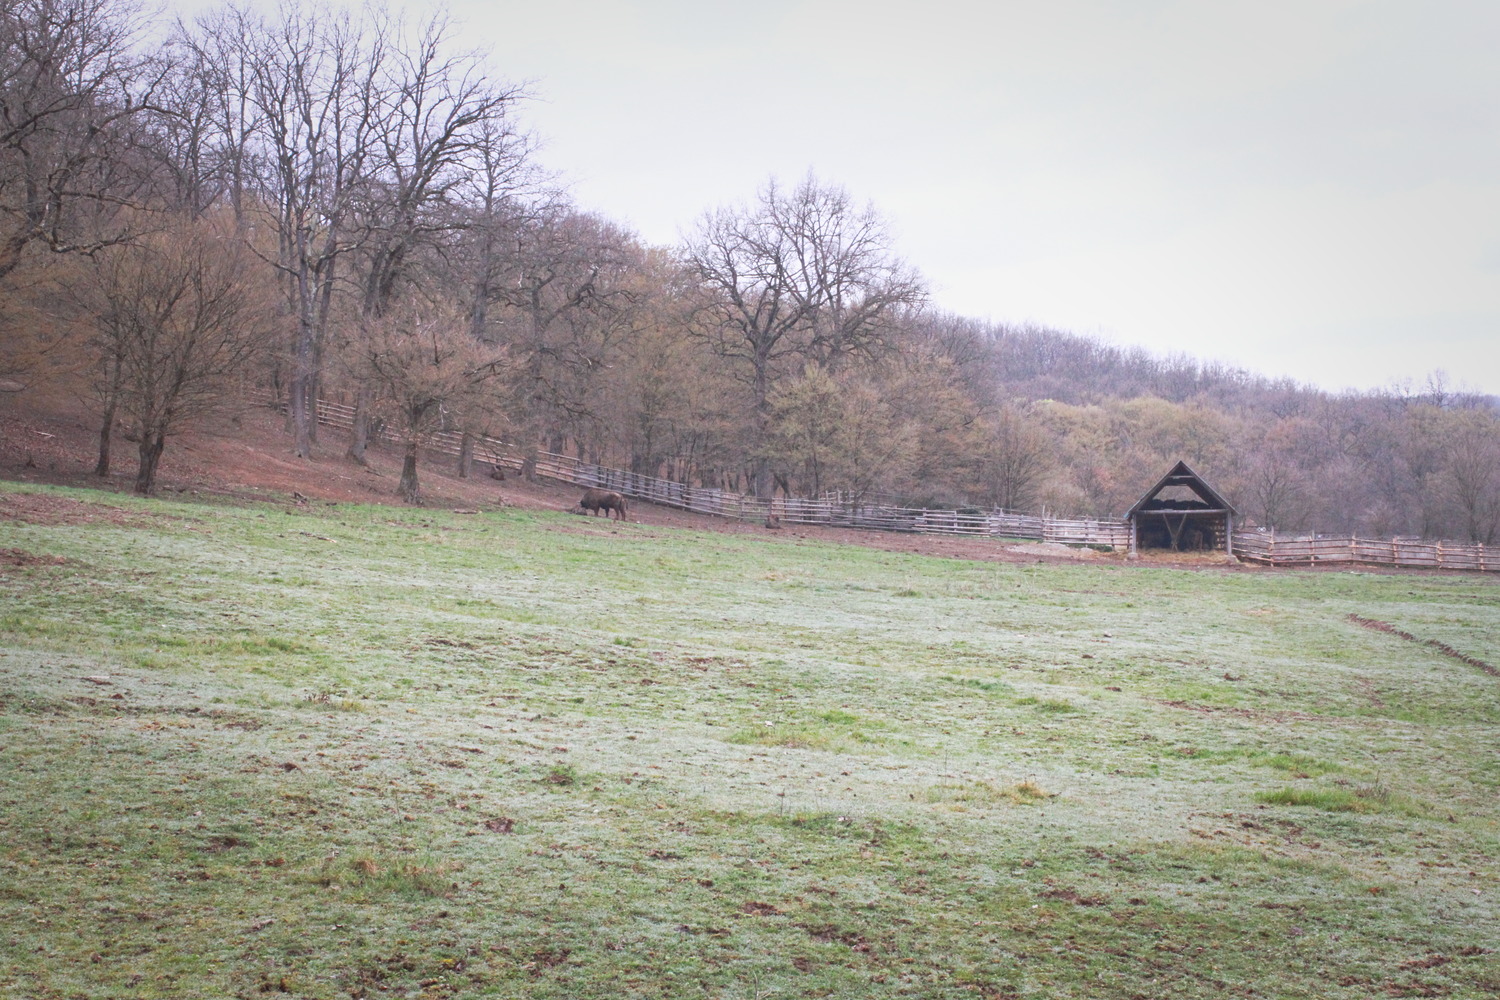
[
  {"xmin": 529, "ymin": 449, "xmax": 1132, "ymax": 547},
  {"xmin": 1232, "ymin": 531, "xmax": 1494, "ymax": 572},
  {"xmin": 266, "ymin": 392, "xmax": 1130, "ymax": 546},
  {"xmin": 299, "ymin": 395, "xmax": 523, "ymax": 469},
  {"xmin": 273, "ymin": 393, "xmax": 1492, "ymax": 570}
]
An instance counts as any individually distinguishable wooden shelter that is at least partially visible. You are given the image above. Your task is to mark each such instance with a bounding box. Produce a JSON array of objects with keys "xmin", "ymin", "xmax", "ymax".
[{"xmin": 1126, "ymin": 461, "xmax": 1237, "ymax": 556}]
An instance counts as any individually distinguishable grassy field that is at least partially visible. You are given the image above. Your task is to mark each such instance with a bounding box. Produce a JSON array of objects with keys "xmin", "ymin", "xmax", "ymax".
[{"xmin": 1, "ymin": 481, "xmax": 1497, "ymax": 999}]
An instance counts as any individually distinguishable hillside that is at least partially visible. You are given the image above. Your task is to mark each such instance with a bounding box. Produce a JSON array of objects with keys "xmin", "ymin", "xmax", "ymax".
[{"xmin": 0, "ymin": 391, "xmax": 1120, "ymax": 568}]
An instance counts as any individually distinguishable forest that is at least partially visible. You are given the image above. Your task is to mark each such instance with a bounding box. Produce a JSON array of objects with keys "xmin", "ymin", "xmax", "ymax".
[{"xmin": 2, "ymin": 0, "xmax": 1497, "ymax": 542}]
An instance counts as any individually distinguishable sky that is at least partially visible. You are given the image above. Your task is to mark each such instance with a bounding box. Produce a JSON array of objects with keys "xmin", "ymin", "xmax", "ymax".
[{"xmin": 362, "ymin": 2, "xmax": 1500, "ymax": 394}]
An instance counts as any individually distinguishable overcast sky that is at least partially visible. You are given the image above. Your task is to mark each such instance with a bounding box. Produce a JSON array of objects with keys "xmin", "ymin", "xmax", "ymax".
[{"xmin": 419, "ymin": 1, "xmax": 1496, "ymax": 394}]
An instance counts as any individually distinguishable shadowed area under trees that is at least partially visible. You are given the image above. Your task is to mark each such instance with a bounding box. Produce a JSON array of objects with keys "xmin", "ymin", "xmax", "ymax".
[{"xmin": 0, "ymin": 0, "xmax": 1496, "ymax": 541}]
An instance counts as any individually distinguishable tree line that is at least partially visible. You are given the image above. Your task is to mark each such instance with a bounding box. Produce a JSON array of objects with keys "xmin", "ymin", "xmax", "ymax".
[{"xmin": 2, "ymin": 0, "xmax": 1497, "ymax": 543}]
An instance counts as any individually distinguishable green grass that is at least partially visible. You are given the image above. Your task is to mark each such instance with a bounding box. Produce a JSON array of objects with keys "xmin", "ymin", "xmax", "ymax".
[
  {"xmin": 1, "ymin": 481, "xmax": 1498, "ymax": 998},
  {"xmin": 1256, "ymin": 781, "xmax": 1432, "ymax": 818}
]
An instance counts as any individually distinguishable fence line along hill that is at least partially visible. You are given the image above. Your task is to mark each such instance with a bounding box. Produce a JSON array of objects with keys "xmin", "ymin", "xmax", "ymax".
[{"xmin": 296, "ymin": 393, "xmax": 1496, "ymax": 572}]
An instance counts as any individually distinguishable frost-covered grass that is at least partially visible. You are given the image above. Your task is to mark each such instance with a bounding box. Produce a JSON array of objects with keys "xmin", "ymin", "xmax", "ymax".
[{"xmin": 1, "ymin": 481, "xmax": 1498, "ymax": 998}]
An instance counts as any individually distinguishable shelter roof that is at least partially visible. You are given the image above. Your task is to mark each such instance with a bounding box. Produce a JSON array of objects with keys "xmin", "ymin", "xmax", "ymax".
[{"xmin": 1126, "ymin": 460, "xmax": 1237, "ymax": 517}]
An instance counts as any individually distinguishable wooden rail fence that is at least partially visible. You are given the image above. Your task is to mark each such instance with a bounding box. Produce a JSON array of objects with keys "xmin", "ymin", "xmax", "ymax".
[
  {"xmin": 529, "ymin": 449, "xmax": 1133, "ymax": 547},
  {"xmin": 1232, "ymin": 531, "xmax": 1493, "ymax": 572},
  {"xmin": 267, "ymin": 392, "xmax": 1494, "ymax": 570},
  {"xmin": 266, "ymin": 392, "xmax": 1130, "ymax": 546}
]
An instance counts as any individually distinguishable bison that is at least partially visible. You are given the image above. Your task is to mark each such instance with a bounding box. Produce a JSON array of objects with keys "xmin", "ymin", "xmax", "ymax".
[{"xmin": 578, "ymin": 488, "xmax": 628, "ymax": 521}]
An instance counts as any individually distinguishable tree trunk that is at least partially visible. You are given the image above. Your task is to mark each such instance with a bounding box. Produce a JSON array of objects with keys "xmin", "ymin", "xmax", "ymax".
[
  {"xmin": 95, "ymin": 346, "xmax": 126, "ymax": 476},
  {"xmin": 346, "ymin": 386, "xmax": 372, "ymax": 465},
  {"xmin": 399, "ymin": 439, "xmax": 421, "ymax": 504},
  {"xmin": 289, "ymin": 257, "xmax": 317, "ymax": 457},
  {"xmin": 135, "ymin": 429, "xmax": 166, "ymax": 496},
  {"xmin": 751, "ymin": 456, "xmax": 772, "ymax": 499},
  {"xmin": 457, "ymin": 431, "xmax": 474, "ymax": 478},
  {"xmin": 95, "ymin": 399, "xmax": 117, "ymax": 477},
  {"xmin": 307, "ymin": 370, "xmax": 322, "ymax": 444},
  {"xmin": 751, "ymin": 351, "xmax": 773, "ymax": 498},
  {"xmin": 290, "ymin": 373, "xmax": 313, "ymax": 458}
]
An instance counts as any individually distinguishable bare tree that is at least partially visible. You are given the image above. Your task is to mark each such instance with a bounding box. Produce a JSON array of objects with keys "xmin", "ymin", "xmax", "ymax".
[
  {"xmin": 148, "ymin": 36, "xmax": 234, "ymax": 221},
  {"xmin": 976, "ymin": 404, "xmax": 1052, "ymax": 512},
  {"xmin": 342, "ymin": 296, "xmax": 510, "ymax": 503},
  {"xmin": 343, "ymin": 11, "xmax": 532, "ymax": 465},
  {"xmin": 1241, "ymin": 452, "xmax": 1309, "ymax": 531},
  {"xmin": 462, "ymin": 119, "xmax": 538, "ymax": 344},
  {"xmin": 766, "ymin": 179, "xmax": 925, "ymax": 374},
  {"xmin": 0, "ymin": 0, "xmax": 166, "ymax": 279},
  {"xmin": 170, "ymin": 5, "xmax": 262, "ymax": 227},
  {"xmin": 0, "ymin": 0, "xmax": 170, "ymax": 394},
  {"xmin": 684, "ymin": 174, "xmax": 924, "ymax": 496},
  {"xmin": 1441, "ymin": 410, "xmax": 1500, "ymax": 543},
  {"xmin": 174, "ymin": 2, "xmax": 387, "ymax": 459},
  {"xmin": 87, "ymin": 217, "xmax": 274, "ymax": 494},
  {"xmin": 765, "ymin": 363, "xmax": 913, "ymax": 499},
  {"xmin": 477, "ymin": 204, "xmax": 642, "ymax": 471},
  {"xmin": 1232, "ymin": 417, "xmax": 1320, "ymax": 531}
]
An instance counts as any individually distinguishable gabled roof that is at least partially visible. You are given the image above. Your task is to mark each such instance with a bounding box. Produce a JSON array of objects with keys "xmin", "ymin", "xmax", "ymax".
[{"xmin": 1126, "ymin": 460, "xmax": 1236, "ymax": 517}]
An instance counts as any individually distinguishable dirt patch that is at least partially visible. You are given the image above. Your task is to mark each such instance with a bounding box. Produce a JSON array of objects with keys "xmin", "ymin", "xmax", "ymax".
[
  {"xmin": 1151, "ymin": 699, "xmax": 1334, "ymax": 726},
  {"xmin": 1005, "ymin": 541, "xmax": 1102, "ymax": 560},
  {"xmin": 0, "ymin": 492, "xmax": 140, "ymax": 528},
  {"xmin": 1, "ymin": 393, "xmax": 543, "ymax": 511},
  {"xmin": 1398, "ymin": 954, "xmax": 1452, "ymax": 971},
  {"xmin": 0, "ymin": 546, "xmax": 69, "ymax": 566},
  {"xmin": 1354, "ymin": 677, "xmax": 1388, "ymax": 708},
  {"xmin": 1037, "ymin": 886, "xmax": 1108, "ymax": 906}
]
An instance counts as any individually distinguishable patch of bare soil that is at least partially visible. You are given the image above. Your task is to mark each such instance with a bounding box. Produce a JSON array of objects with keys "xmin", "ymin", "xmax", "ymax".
[
  {"xmin": 1036, "ymin": 886, "xmax": 1109, "ymax": 907},
  {"xmin": 0, "ymin": 546, "xmax": 68, "ymax": 566},
  {"xmin": 0, "ymin": 391, "xmax": 1131, "ymax": 567},
  {"xmin": 0, "ymin": 491, "xmax": 142, "ymax": 528},
  {"xmin": 1004, "ymin": 541, "xmax": 1100, "ymax": 560}
]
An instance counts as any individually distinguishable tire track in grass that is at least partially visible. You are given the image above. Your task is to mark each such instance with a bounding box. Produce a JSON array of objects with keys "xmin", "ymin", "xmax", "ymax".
[{"xmin": 1347, "ymin": 614, "xmax": 1498, "ymax": 677}]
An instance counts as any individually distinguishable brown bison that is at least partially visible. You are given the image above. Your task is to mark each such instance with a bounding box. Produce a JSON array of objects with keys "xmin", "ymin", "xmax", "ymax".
[{"xmin": 578, "ymin": 488, "xmax": 628, "ymax": 520}]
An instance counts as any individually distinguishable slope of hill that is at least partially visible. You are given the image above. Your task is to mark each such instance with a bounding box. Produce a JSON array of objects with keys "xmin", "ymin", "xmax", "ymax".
[{"xmin": 0, "ymin": 392, "xmax": 1114, "ymax": 567}]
